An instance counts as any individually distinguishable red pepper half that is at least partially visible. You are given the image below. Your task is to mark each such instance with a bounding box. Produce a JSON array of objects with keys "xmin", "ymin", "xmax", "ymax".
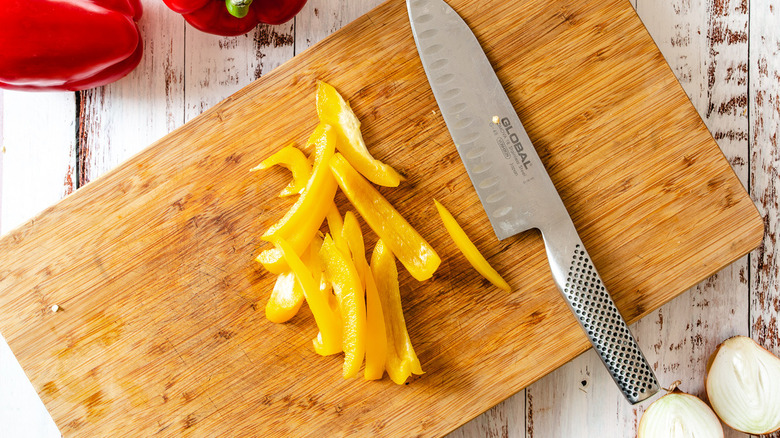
[
  {"xmin": 0, "ymin": 0, "xmax": 143, "ymax": 92},
  {"xmin": 164, "ymin": 0, "xmax": 308, "ymax": 37}
]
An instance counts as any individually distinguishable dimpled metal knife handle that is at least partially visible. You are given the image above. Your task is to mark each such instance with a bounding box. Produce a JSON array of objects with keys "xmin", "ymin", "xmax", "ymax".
[{"xmin": 543, "ymin": 220, "xmax": 660, "ymax": 404}]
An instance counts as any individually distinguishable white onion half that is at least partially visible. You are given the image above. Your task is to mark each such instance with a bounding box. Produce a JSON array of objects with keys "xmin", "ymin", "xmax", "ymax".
[
  {"xmin": 705, "ymin": 335, "xmax": 780, "ymax": 434},
  {"xmin": 638, "ymin": 386, "xmax": 723, "ymax": 438}
]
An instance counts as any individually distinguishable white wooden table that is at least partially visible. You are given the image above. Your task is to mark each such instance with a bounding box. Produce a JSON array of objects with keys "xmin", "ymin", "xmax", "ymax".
[{"xmin": 1, "ymin": 0, "xmax": 777, "ymax": 436}]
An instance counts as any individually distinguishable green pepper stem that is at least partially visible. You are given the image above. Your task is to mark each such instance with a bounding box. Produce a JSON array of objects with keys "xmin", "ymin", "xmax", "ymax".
[{"xmin": 226, "ymin": 0, "xmax": 253, "ymax": 18}]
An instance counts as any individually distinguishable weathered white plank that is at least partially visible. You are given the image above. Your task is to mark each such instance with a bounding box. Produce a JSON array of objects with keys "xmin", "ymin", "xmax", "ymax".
[
  {"xmin": 632, "ymin": 273, "xmax": 747, "ymax": 438},
  {"xmin": 522, "ymin": 332, "xmax": 651, "ymax": 437},
  {"xmin": 448, "ymin": 398, "xmax": 524, "ymax": 438},
  {"xmin": 295, "ymin": 0, "xmax": 384, "ymax": 51},
  {"xmin": 79, "ymin": 0, "xmax": 186, "ymax": 184},
  {"xmin": 183, "ymin": 22, "xmax": 295, "ymax": 122},
  {"xmin": 0, "ymin": 91, "xmax": 76, "ymax": 233},
  {"xmin": 750, "ymin": 0, "xmax": 780, "ymax": 371}
]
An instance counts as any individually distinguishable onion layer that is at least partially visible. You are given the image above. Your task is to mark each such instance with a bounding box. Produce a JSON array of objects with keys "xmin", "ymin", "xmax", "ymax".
[
  {"xmin": 705, "ymin": 335, "xmax": 780, "ymax": 434},
  {"xmin": 638, "ymin": 384, "xmax": 723, "ymax": 438}
]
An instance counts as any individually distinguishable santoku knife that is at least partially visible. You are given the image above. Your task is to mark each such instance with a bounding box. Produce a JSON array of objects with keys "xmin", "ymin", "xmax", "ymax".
[{"xmin": 407, "ymin": 0, "xmax": 660, "ymax": 404}]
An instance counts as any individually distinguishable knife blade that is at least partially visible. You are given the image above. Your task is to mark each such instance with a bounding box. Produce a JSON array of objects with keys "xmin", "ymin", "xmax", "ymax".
[{"xmin": 407, "ymin": 0, "xmax": 660, "ymax": 404}]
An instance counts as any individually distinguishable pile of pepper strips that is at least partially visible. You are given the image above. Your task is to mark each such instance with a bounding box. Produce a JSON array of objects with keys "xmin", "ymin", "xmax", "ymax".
[{"xmin": 254, "ymin": 81, "xmax": 509, "ymax": 384}]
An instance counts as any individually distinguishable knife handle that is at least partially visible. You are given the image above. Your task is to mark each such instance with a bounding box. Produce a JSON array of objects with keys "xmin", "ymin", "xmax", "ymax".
[{"xmin": 542, "ymin": 224, "xmax": 660, "ymax": 404}]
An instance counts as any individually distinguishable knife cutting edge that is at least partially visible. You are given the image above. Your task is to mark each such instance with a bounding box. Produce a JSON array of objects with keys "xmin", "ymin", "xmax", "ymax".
[{"xmin": 406, "ymin": 0, "xmax": 660, "ymax": 404}]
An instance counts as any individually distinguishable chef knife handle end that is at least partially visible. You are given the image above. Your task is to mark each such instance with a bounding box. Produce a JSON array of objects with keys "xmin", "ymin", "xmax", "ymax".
[{"xmin": 544, "ymin": 229, "xmax": 660, "ymax": 404}]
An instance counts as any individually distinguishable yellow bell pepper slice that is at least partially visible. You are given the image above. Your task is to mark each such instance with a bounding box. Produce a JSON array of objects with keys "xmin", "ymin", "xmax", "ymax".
[
  {"xmin": 326, "ymin": 203, "xmax": 344, "ymax": 238},
  {"xmin": 305, "ymin": 235, "xmax": 344, "ymax": 355},
  {"xmin": 326, "ymin": 203, "xmax": 351, "ymax": 257},
  {"xmin": 320, "ymin": 234, "xmax": 366, "ymax": 378},
  {"xmin": 265, "ymin": 271, "xmax": 305, "ymax": 323},
  {"xmin": 434, "ymin": 200, "xmax": 511, "ymax": 292},
  {"xmin": 251, "ymin": 144, "xmax": 312, "ymax": 197},
  {"xmin": 341, "ymin": 211, "xmax": 367, "ymax": 286},
  {"xmin": 371, "ymin": 239, "xmax": 423, "ymax": 384},
  {"xmin": 329, "ymin": 153, "xmax": 441, "ymax": 281},
  {"xmin": 255, "ymin": 248, "xmax": 286, "ymax": 275},
  {"xmin": 342, "ymin": 211, "xmax": 387, "ymax": 380},
  {"xmin": 316, "ymin": 81, "xmax": 403, "ymax": 188},
  {"xmin": 257, "ymin": 124, "xmax": 338, "ymax": 273},
  {"xmin": 274, "ymin": 237, "xmax": 342, "ymax": 356},
  {"xmin": 363, "ymin": 273, "xmax": 387, "ymax": 380}
]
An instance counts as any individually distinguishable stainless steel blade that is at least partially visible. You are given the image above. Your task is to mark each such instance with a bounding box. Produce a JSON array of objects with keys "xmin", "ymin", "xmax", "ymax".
[{"xmin": 407, "ymin": 0, "xmax": 660, "ymax": 404}]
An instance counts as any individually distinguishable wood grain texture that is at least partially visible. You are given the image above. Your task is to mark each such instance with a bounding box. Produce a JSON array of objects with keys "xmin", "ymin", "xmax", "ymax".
[
  {"xmin": 183, "ymin": 24, "xmax": 294, "ymax": 122},
  {"xmin": 0, "ymin": 0, "xmax": 763, "ymax": 436}
]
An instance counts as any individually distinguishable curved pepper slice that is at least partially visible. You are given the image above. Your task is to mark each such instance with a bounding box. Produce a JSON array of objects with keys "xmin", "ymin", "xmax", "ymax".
[
  {"xmin": 342, "ymin": 211, "xmax": 387, "ymax": 380},
  {"xmin": 434, "ymin": 200, "xmax": 511, "ymax": 292},
  {"xmin": 251, "ymin": 144, "xmax": 312, "ymax": 197},
  {"xmin": 316, "ymin": 81, "xmax": 403, "ymax": 187},
  {"xmin": 371, "ymin": 239, "xmax": 423, "ymax": 384},
  {"xmin": 320, "ymin": 234, "xmax": 366, "ymax": 378},
  {"xmin": 265, "ymin": 271, "xmax": 305, "ymax": 323},
  {"xmin": 326, "ymin": 203, "xmax": 344, "ymax": 237},
  {"xmin": 274, "ymin": 237, "xmax": 342, "ymax": 356},
  {"xmin": 326, "ymin": 203, "xmax": 351, "ymax": 257},
  {"xmin": 330, "ymin": 153, "xmax": 441, "ymax": 281},
  {"xmin": 264, "ymin": 235, "xmax": 325, "ymax": 324},
  {"xmin": 255, "ymin": 249, "xmax": 286, "ymax": 275},
  {"xmin": 304, "ymin": 235, "xmax": 343, "ymax": 354},
  {"xmin": 341, "ymin": 211, "xmax": 367, "ymax": 286},
  {"xmin": 257, "ymin": 124, "xmax": 338, "ymax": 273}
]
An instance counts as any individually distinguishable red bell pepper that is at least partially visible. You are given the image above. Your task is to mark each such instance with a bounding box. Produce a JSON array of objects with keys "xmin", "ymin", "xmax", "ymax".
[
  {"xmin": 163, "ymin": 0, "xmax": 308, "ymax": 36},
  {"xmin": 0, "ymin": 0, "xmax": 143, "ymax": 92}
]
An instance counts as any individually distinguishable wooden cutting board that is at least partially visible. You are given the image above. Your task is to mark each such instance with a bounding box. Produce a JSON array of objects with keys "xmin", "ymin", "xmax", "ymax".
[{"xmin": 0, "ymin": 0, "xmax": 763, "ymax": 435}]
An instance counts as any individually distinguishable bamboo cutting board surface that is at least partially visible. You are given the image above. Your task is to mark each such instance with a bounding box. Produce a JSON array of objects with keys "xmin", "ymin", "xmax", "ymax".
[{"xmin": 0, "ymin": 0, "xmax": 764, "ymax": 435}]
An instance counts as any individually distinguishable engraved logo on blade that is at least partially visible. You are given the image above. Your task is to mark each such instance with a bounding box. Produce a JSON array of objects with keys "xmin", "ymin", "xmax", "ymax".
[
  {"xmin": 497, "ymin": 137, "xmax": 510, "ymax": 160},
  {"xmin": 501, "ymin": 117, "xmax": 532, "ymax": 171}
]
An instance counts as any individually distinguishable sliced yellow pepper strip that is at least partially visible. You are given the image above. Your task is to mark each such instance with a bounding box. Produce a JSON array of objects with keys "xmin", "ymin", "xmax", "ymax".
[
  {"xmin": 371, "ymin": 239, "xmax": 423, "ymax": 384},
  {"xmin": 326, "ymin": 203, "xmax": 344, "ymax": 238},
  {"xmin": 263, "ymin": 123, "xmax": 337, "ymax": 240},
  {"xmin": 305, "ymin": 235, "xmax": 344, "ymax": 355},
  {"xmin": 320, "ymin": 234, "xmax": 366, "ymax": 378},
  {"xmin": 316, "ymin": 81, "xmax": 403, "ymax": 188},
  {"xmin": 330, "ymin": 153, "xmax": 441, "ymax": 281},
  {"xmin": 251, "ymin": 144, "xmax": 312, "ymax": 197},
  {"xmin": 274, "ymin": 237, "xmax": 342, "ymax": 356},
  {"xmin": 258, "ymin": 124, "xmax": 338, "ymax": 273},
  {"xmin": 256, "ymin": 248, "xmax": 286, "ymax": 275},
  {"xmin": 363, "ymin": 271, "xmax": 387, "ymax": 380},
  {"xmin": 341, "ymin": 211, "xmax": 367, "ymax": 287},
  {"xmin": 326, "ymin": 203, "xmax": 350, "ymax": 257},
  {"xmin": 434, "ymin": 200, "xmax": 511, "ymax": 292},
  {"xmin": 342, "ymin": 211, "xmax": 387, "ymax": 380},
  {"xmin": 265, "ymin": 271, "xmax": 305, "ymax": 323}
]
